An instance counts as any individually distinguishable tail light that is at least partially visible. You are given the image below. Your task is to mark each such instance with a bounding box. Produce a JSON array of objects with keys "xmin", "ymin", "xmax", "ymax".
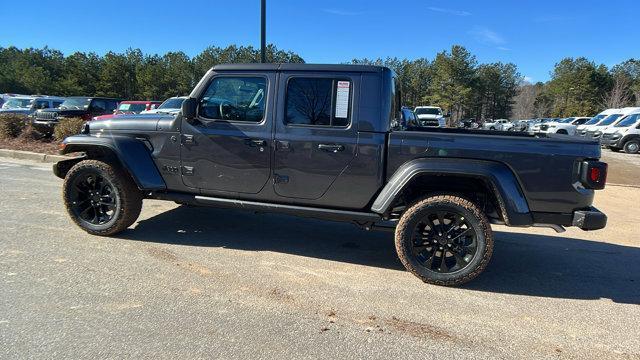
[{"xmin": 579, "ymin": 161, "xmax": 607, "ymax": 190}]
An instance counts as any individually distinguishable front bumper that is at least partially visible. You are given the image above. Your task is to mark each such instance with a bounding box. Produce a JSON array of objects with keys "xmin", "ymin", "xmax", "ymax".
[{"xmin": 572, "ymin": 207, "xmax": 607, "ymax": 231}]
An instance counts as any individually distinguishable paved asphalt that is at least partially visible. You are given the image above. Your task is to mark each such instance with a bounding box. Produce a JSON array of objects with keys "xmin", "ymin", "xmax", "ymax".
[{"xmin": 1, "ymin": 158, "xmax": 639, "ymax": 359}]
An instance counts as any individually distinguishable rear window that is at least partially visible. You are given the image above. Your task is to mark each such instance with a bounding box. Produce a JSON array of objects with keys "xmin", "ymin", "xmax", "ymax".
[{"xmin": 285, "ymin": 78, "xmax": 351, "ymax": 127}]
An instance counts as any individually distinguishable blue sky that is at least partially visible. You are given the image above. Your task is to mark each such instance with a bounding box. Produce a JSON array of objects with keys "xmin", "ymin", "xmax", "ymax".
[{"xmin": 1, "ymin": 0, "xmax": 637, "ymax": 82}]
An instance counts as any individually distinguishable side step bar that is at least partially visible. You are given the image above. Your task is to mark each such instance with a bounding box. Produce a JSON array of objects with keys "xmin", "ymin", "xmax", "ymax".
[{"xmin": 151, "ymin": 192, "xmax": 382, "ymax": 223}]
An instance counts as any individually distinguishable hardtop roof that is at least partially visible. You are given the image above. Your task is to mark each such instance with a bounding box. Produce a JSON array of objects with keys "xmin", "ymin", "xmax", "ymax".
[{"xmin": 212, "ymin": 63, "xmax": 387, "ymax": 73}]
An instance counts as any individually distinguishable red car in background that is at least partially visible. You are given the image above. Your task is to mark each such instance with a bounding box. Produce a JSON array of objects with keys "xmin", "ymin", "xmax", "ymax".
[{"xmin": 92, "ymin": 100, "xmax": 161, "ymax": 121}]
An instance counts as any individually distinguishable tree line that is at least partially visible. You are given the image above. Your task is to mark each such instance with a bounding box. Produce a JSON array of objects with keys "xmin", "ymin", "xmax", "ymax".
[
  {"xmin": 1, "ymin": 44, "xmax": 638, "ymax": 120},
  {"xmin": 0, "ymin": 45, "xmax": 303, "ymax": 101}
]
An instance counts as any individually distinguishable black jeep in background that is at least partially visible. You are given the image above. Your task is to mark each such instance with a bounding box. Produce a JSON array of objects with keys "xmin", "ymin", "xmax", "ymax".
[
  {"xmin": 32, "ymin": 97, "xmax": 120, "ymax": 133},
  {"xmin": 53, "ymin": 64, "xmax": 608, "ymax": 286}
]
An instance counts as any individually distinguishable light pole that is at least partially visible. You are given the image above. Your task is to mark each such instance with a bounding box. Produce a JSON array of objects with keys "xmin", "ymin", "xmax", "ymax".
[{"xmin": 260, "ymin": 0, "xmax": 266, "ymax": 63}]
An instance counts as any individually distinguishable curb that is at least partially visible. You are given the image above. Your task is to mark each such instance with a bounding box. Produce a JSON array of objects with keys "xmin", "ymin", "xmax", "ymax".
[{"xmin": 0, "ymin": 148, "xmax": 71, "ymax": 163}]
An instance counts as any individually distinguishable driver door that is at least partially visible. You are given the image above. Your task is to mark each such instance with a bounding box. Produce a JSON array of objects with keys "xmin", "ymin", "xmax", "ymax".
[{"xmin": 180, "ymin": 73, "xmax": 274, "ymax": 194}]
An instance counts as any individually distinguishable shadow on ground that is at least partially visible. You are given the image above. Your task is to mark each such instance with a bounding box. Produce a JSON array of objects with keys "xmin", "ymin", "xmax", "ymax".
[{"xmin": 119, "ymin": 205, "xmax": 639, "ymax": 304}]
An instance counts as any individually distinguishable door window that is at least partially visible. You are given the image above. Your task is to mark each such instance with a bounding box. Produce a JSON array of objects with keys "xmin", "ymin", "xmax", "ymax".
[
  {"xmin": 285, "ymin": 78, "xmax": 351, "ymax": 127},
  {"xmin": 35, "ymin": 100, "xmax": 50, "ymax": 109},
  {"xmin": 199, "ymin": 76, "xmax": 267, "ymax": 122}
]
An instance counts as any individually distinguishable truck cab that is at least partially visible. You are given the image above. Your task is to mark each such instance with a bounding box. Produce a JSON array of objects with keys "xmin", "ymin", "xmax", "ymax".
[{"xmin": 54, "ymin": 63, "xmax": 608, "ymax": 286}]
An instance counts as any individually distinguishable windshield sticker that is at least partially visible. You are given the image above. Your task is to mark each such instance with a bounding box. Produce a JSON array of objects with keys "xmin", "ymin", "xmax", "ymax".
[{"xmin": 335, "ymin": 81, "xmax": 350, "ymax": 119}]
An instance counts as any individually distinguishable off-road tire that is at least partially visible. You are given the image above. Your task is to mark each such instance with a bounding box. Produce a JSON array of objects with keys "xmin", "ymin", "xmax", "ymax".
[
  {"xmin": 395, "ymin": 195, "xmax": 493, "ymax": 286},
  {"xmin": 623, "ymin": 139, "xmax": 640, "ymax": 154},
  {"xmin": 63, "ymin": 159, "xmax": 142, "ymax": 236}
]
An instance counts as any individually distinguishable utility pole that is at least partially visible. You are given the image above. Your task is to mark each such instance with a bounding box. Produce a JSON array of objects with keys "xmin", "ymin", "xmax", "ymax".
[{"xmin": 260, "ymin": 0, "xmax": 266, "ymax": 63}]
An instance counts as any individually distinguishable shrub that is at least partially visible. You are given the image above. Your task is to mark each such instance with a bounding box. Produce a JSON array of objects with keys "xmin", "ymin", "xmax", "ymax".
[
  {"xmin": 53, "ymin": 117, "xmax": 85, "ymax": 141},
  {"xmin": 0, "ymin": 114, "xmax": 28, "ymax": 139},
  {"xmin": 17, "ymin": 123, "xmax": 45, "ymax": 141}
]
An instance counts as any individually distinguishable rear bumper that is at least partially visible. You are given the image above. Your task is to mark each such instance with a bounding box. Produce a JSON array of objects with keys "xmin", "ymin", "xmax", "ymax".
[
  {"xmin": 532, "ymin": 207, "xmax": 607, "ymax": 231},
  {"xmin": 571, "ymin": 207, "xmax": 607, "ymax": 231}
]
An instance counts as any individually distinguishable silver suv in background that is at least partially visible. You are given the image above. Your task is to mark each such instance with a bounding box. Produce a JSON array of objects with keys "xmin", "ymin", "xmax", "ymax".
[
  {"xmin": 413, "ymin": 106, "xmax": 447, "ymax": 127},
  {"xmin": 0, "ymin": 96, "xmax": 65, "ymax": 115}
]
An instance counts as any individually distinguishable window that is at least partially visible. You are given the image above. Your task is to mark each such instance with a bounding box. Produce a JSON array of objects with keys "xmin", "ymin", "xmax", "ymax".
[
  {"xmin": 53, "ymin": 101, "xmax": 63, "ymax": 108},
  {"xmin": 199, "ymin": 77, "xmax": 266, "ymax": 122},
  {"xmin": 615, "ymin": 114, "xmax": 640, "ymax": 127},
  {"xmin": 91, "ymin": 100, "xmax": 106, "ymax": 112},
  {"xmin": 35, "ymin": 100, "xmax": 50, "ymax": 109},
  {"xmin": 106, "ymin": 101, "xmax": 118, "ymax": 113},
  {"xmin": 285, "ymin": 78, "xmax": 351, "ymax": 127}
]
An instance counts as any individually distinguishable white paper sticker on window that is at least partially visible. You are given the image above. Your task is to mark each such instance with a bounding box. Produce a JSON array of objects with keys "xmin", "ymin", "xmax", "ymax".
[{"xmin": 335, "ymin": 81, "xmax": 350, "ymax": 119}]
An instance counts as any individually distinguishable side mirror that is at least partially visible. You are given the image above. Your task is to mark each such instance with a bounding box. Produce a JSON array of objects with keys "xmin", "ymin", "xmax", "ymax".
[{"xmin": 181, "ymin": 98, "xmax": 197, "ymax": 120}]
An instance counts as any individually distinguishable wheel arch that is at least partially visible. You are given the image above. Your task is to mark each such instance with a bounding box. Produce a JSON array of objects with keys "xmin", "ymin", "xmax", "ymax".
[
  {"xmin": 54, "ymin": 135, "xmax": 166, "ymax": 191},
  {"xmin": 371, "ymin": 158, "xmax": 532, "ymax": 226}
]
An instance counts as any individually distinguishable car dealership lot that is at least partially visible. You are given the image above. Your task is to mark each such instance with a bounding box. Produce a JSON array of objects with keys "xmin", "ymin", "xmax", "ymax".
[{"xmin": 1, "ymin": 158, "xmax": 639, "ymax": 359}]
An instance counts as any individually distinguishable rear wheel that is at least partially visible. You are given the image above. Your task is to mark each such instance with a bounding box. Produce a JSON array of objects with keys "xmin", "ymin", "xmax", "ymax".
[
  {"xmin": 394, "ymin": 195, "xmax": 493, "ymax": 286},
  {"xmin": 623, "ymin": 140, "xmax": 640, "ymax": 154},
  {"xmin": 63, "ymin": 160, "xmax": 142, "ymax": 236}
]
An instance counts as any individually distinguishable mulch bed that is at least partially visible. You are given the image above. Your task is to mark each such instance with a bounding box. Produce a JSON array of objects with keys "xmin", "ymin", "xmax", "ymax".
[{"xmin": 0, "ymin": 137, "xmax": 60, "ymax": 155}]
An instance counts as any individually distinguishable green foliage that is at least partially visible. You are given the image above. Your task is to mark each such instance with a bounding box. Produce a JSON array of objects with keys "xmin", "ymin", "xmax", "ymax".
[
  {"xmin": 53, "ymin": 118, "xmax": 85, "ymax": 141},
  {"xmin": 0, "ymin": 114, "xmax": 28, "ymax": 139},
  {"xmin": 0, "ymin": 44, "xmax": 304, "ymax": 101}
]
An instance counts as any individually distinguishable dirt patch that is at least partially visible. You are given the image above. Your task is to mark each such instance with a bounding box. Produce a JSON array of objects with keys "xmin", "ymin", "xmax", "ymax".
[
  {"xmin": 267, "ymin": 287, "xmax": 295, "ymax": 303},
  {"xmin": 0, "ymin": 137, "xmax": 59, "ymax": 154},
  {"xmin": 384, "ymin": 316, "xmax": 457, "ymax": 342},
  {"xmin": 601, "ymin": 151, "xmax": 640, "ymax": 187},
  {"xmin": 146, "ymin": 246, "xmax": 212, "ymax": 277}
]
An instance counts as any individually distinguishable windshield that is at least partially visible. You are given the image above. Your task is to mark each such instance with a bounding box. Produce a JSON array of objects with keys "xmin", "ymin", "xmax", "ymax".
[
  {"xmin": 584, "ymin": 114, "xmax": 606, "ymax": 125},
  {"xmin": 59, "ymin": 98, "xmax": 91, "ymax": 110},
  {"xmin": 117, "ymin": 103, "xmax": 147, "ymax": 113},
  {"xmin": 614, "ymin": 114, "xmax": 640, "ymax": 127},
  {"xmin": 415, "ymin": 108, "xmax": 442, "ymax": 115},
  {"xmin": 158, "ymin": 98, "xmax": 185, "ymax": 109},
  {"xmin": 598, "ymin": 114, "xmax": 622, "ymax": 126},
  {"xmin": 2, "ymin": 98, "xmax": 33, "ymax": 109},
  {"xmin": 559, "ymin": 118, "xmax": 574, "ymax": 123}
]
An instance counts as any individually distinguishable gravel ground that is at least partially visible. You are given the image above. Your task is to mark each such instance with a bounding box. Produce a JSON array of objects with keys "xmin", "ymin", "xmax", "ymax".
[
  {"xmin": 0, "ymin": 158, "xmax": 638, "ymax": 359},
  {"xmin": 601, "ymin": 150, "xmax": 640, "ymax": 186}
]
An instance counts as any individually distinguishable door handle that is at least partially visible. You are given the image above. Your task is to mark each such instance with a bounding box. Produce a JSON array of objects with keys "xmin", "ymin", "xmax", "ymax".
[
  {"xmin": 182, "ymin": 134, "xmax": 195, "ymax": 144},
  {"xmin": 245, "ymin": 138, "xmax": 267, "ymax": 147},
  {"xmin": 318, "ymin": 144, "xmax": 345, "ymax": 152}
]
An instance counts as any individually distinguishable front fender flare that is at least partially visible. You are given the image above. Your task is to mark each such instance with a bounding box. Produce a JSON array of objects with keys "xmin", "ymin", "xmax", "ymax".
[
  {"xmin": 57, "ymin": 135, "xmax": 166, "ymax": 191},
  {"xmin": 371, "ymin": 158, "xmax": 532, "ymax": 226}
]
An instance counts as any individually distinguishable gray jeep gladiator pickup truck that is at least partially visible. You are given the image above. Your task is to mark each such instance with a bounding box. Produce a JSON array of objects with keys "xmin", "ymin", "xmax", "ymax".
[{"xmin": 53, "ymin": 63, "xmax": 608, "ymax": 286}]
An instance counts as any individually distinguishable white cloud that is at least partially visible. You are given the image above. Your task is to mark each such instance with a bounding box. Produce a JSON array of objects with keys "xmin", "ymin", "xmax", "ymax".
[
  {"xmin": 523, "ymin": 76, "xmax": 534, "ymax": 83},
  {"xmin": 427, "ymin": 7, "xmax": 472, "ymax": 17},
  {"xmin": 322, "ymin": 8, "xmax": 364, "ymax": 16},
  {"xmin": 470, "ymin": 27, "xmax": 506, "ymax": 45}
]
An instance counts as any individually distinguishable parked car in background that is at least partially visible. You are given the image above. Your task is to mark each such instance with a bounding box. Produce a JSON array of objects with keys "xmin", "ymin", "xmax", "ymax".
[
  {"xmin": 32, "ymin": 97, "xmax": 120, "ymax": 134},
  {"xmin": 140, "ymin": 96, "xmax": 187, "ymax": 115},
  {"xmin": 414, "ymin": 106, "xmax": 447, "ymax": 127},
  {"xmin": 0, "ymin": 95, "xmax": 65, "ymax": 116},
  {"xmin": 92, "ymin": 100, "xmax": 162, "ymax": 121},
  {"xmin": 583, "ymin": 107, "xmax": 640, "ymax": 140},
  {"xmin": 602, "ymin": 110, "xmax": 640, "ymax": 153},
  {"xmin": 483, "ymin": 119, "xmax": 513, "ymax": 131},
  {"xmin": 537, "ymin": 117, "xmax": 591, "ymax": 136},
  {"xmin": 511, "ymin": 119, "xmax": 535, "ymax": 132},
  {"xmin": 576, "ymin": 108, "xmax": 620, "ymax": 136}
]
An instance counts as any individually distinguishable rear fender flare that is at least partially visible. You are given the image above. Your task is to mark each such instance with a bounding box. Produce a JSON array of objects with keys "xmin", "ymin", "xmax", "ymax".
[
  {"xmin": 56, "ymin": 135, "xmax": 166, "ymax": 191},
  {"xmin": 372, "ymin": 158, "xmax": 532, "ymax": 226}
]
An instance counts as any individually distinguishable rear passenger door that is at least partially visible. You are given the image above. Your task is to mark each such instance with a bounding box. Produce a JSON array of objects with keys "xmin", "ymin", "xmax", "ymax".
[{"xmin": 273, "ymin": 72, "xmax": 358, "ymax": 200}]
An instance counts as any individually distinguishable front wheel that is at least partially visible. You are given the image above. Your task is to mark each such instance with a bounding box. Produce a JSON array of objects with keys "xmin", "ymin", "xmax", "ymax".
[
  {"xmin": 623, "ymin": 140, "xmax": 640, "ymax": 154},
  {"xmin": 395, "ymin": 195, "xmax": 493, "ymax": 286},
  {"xmin": 63, "ymin": 159, "xmax": 143, "ymax": 236}
]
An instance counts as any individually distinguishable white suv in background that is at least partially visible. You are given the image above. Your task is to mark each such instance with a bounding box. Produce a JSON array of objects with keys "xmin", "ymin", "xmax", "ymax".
[
  {"xmin": 483, "ymin": 119, "xmax": 513, "ymax": 131},
  {"xmin": 585, "ymin": 107, "xmax": 640, "ymax": 140},
  {"xmin": 413, "ymin": 106, "xmax": 447, "ymax": 127},
  {"xmin": 576, "ymin": 108, "xmax": 619, "ymax": 136},
  {"xmin": 541, "ymin": 117, "xmax": 591, "ymax": 136},
  {"xmin": 602, "ymin": 109, "xmax": 640, "ymax": 153}
]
